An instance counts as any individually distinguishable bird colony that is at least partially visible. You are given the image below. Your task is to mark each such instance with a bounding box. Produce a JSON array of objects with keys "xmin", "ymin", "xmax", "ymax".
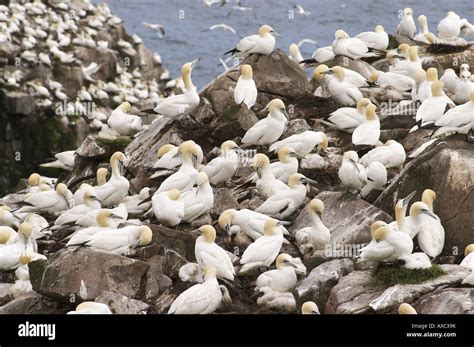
[{"xmin": 0, "ymin": 1, "xmax": 473, "ymax": 315}]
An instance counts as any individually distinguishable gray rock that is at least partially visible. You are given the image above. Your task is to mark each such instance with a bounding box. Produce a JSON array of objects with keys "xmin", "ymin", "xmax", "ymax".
[
  {"xmin": 144, "ymin": 255, "xmax": 173, "ymax": 301},
  {"xmin": 0, "ymin": 293, "xmax": 67, "ymax": 314},
  {"xmin": 95, "ymin": 291, "xmax": 150, "ymax": 314},
  {"xmin": 416, "ymin": 288, "xmax": 474, "ymax": 314},
  {"xmin": 0, "ymin": 90, "xmax": 36, "ymax": 115},
  {"xmin": 295, "ymin": 258, "xmax": 354, "ymax": 313},
  {"xmin": 0, "ymin": 283, "xmax": 13, "ymax": 306},
  {"xmin": 29, "ymin": 248, "xmax": 149, "ymax": 303}
]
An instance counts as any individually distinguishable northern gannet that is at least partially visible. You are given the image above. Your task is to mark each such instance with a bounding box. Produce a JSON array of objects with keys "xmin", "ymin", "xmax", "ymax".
[
  {"xmin": 294, "ymin": 199, "xmax": 330, "ymax": 253},
  {"xmin": 156, "ymin": 141, "xmax": 201, "ymax": 193},
  {"xmin": 142, "ymin": 21, "xmax": 165, "ymax": 37},
  {"xmin": 53, "ymin": 191, "xmax": 101, "ymax": 229},
  {"xmin": 107, "ymin": 102, "xmax": 142, "ymax": 136},
  {"xmin": 338, "ymin": 151, "xmax": 367, "ymax": 194},
  {"xmin": 24, "ymin": 213, "xmax": 49, "ymax": 240},
  {"xmin": 249, "ymin": 153, "xmax": 288, "ymax": 198},
  {"xmin": 359, "ymin": 225, "xmax": 413, "ymax": 262},
  {"xmin": 241, "ymin": 99, "xmax": 288, "ymax": 146},
  {"xmin": 414, "ymin": 15, "xmax": 430, "ymax": 43},
  {"xmin": 326, "ymin": 99, "xmax": 370, "ymax": 133},
  {"xmin": 355, "ymin": 25, "xmax": 389, "ymax": 50},
  {"xmin": 67, "ymin": 302, "xmax": 112, "ymax": 314},
  {"xmin": 96, "ymin": 152, "xmax": 129, "ymax": 207},
  {"xmin": 413, "ymin": 81, "xmax": 454, "ymax": 129},
  {"xmin": 388, "ymin": 192, "xmax": 417, "ymax": 237},
  {"xmin": 202, "ymin": 140, "xmax": 240, "ymax": 185},
  {"xmin": 418, "ymin": 67, "xmax": 439, "ymax": 102},
  {"xmin": 434, "ymin": 91, "xmax": 474, "ymax": 136},
  {"xmin": 332, "ymin": 29, "xmax": 379, "ymax": 60},
  {"xmin": 360, "ymin": 140, "xmax": 406, "ymax": 169},
  {"xmin": 325, "ymin": 66, "xmax": 363, "ymax": 106},
  {"xmin": 440, "ymin": 68, "xmax": 459, "ymax": 94},
  {"xmin": 460, "ymin": 244, "xmax": 474, "ymax": 269},
  {"xmin": 121, "ymin": 187, "xmax": 151, "ymax": 215},
  {"xmin": 369, "ymin": 70, "xmax": 415, "ymax": 92},
  {"xmin": 40, "ymin": 150, "xmax": 75, "ymax": 171},
  {"xmin": 224, "ymin": 24, "xmax": 279, "ymax": 56},
  {"xmin": 256, "ymin": 253, "xmax": 298, "ymax": 292},
  {"xmin": 75, "ymin": 204, "xmax": 128, "ymax": 228},
  {"xmin": 391, "ymin": 46, "xmax": 422, "ymax": 79},
  {"xmin": 179, "ymin": 262, "xmax": 204, "ymax": 283},
  {"xmin": 398, "ymin": 303, "xmax": 417, "ymax": 314},
  {"xmin": 234, "ymin": 64, "xmax": 257, "ymax": 108},
  {"xmin": 66, "ymin": 209, "xmax": 121, "ymax": 246},
  {"xmin": 269, "ymin": 131, "xmax": 328, "ymax": 156},
  {"xmin": 153, "ymin": 59, "xmax": 200, "ymax": 122},
  {"xmin": 0, "ymin": 206, "xmax": 17, "ymax": 227},
  {"xmin": 168, "ymin": 266, "xmax": 222, "ymax": 314},
  {"xmin": 452, "ymin": 71, "xmax": 474, "ymax": 104},
  {"xmin": 19, "ymin": 183, "xmax": 72, "ymax": 214},
  {"xmin": 301, "ymin": 301, "xmax": 320, "ymax": 314},
  {"xmin": 0, "ymin": 226, "xmax": 18, "ymax": 246},
  {"xmin": 182, "ymin": 172, "xmax": 213, "ymax": 222},
  {"xmin": 360, "ymin": 161, "xmax": 387, "ymax": 198},
  {"xmin": 218, "ymin": 208, "xmax": 289, "ymax": 241},
  {"xmin": 150, "ymin": 144, "xmax": 180, "ymax": 178},
  {"xmin": 239, "ymin": 219, "xmax": 284, "ymax": 274},
  {"xmin": 352, "ymin": 104, "xmax": 380, "ymax": 145},
  {"xmin": 84, "ymin": 225, "xmax": 153, "ymax": 255},
  {"xmin": 289, "ymin": 43, "xmax": 304, "ymax": 66},
  {"xmin": 437, "ymin": 11, "xmax": 463, "ymax": 40},
  {"xmin": 205, "ymin": 23, "xmax": 237, "ymax": 35},
  {"xmin": 267, "ymin": 146, "xmax": 302, "ymax": 183},
  {"xmin": 195, "ymin": 225, "xmax": 235, "ymax": 280},
  {"xmin": 152, "ymin": 189, "xmax": 184, "ymax": 226},
  {"xmin": 398, "ymin": 252, "xmax": 432, "ymax": 269},
  {"xmin": 256, "ymin": 173, "xmax": 316, "ymax": 219},
  {"xmin": 397, "ymin": 7, "xmax": 416, "ymax": 38}
]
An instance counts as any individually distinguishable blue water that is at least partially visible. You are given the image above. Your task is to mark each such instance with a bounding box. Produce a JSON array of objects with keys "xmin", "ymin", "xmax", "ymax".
[{"xmin": 98, "ymin": 0, "xmax": 474, "ymax": 87}]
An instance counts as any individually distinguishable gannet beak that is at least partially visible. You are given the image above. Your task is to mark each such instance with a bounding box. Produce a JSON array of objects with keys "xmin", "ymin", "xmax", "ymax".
[
  {"xmin": 110, "ymin": 213, "xmax": 122, "ymax": 220},
  {"xmin": 224, "ymin": 224, "xmax": 231, "ymax": 234},
  {"xmin": 422, "ymin": 209, "xmax": 438, "ymax": 220},
  {"xmin": 403, "ymin": 191, "xmax": 416, "ymax": 207},
  {"xmin": 302, "ymin": 177, "xmax": 318, "ymax": 186},
  {"xmin": 349, "ymin": 159, "xmax": 360, "ymax": 172},
  {"xmin": 293, "ymin": 152, "xmax": 306, "ymax": 160},
  {"xmin": 278, "ymin": 220, "xmax": 291, "ymax": 226},
  {"xmin": 322, "ymin": 70, "xmax": 334, "ymax": 75},
  {"xmin": 90, "ymin": 195, "xmax": 103, "ymax": 204},
  {"xmin": 191, "ymin": 58, "xmax": 200, "ymax": 67},
  {"xmin": 282, "ymin": 109, "xmax": 289, "ymax": 119},
  {"xmin": 256, "ymin": 167, "xmax": 262, "ymax": 179},
  {"xmin": 271, "ymin": 31, "xmax": 281, "ymax": 38},
  {"xmin": 192, "ymin": 154, "xmax": 198, "ymax": 168}
]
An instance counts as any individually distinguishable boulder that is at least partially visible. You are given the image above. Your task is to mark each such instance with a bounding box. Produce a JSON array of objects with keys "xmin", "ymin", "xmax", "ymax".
[
  {"xmin": 294, "ymin": 258, "xmax": 354, "ymax": 313},
  {"xmin": 0, "ymin": 293, "xmax": 67, "ymax": 314},
  {"xmin": 0, "ymin": 90, "xmax": 36, "ymax": 116},
  {"xmin": 0, "ymin": 283, "xmax": 13, "ymax": 306},
  {"xmin": 143, "ymin": 255, "xmax": 173, "ymax": 301},
  {"xmin": 95, "ymin": 291, "xmax": 150, "ymax": 314},
  {"xmin": 74, "ymin": 47, "xmax": 118, "ymax": 82},
  {"xmin": 416, "ymin": 288, "xmax": 474, "ymax": 314},
  {"xmin": 52, "ymin": 65, "xmax": 83, "ymax": 97},
  {"xmin": 29, "ymin": 248, "xmax": 149, "ymax": 303}
]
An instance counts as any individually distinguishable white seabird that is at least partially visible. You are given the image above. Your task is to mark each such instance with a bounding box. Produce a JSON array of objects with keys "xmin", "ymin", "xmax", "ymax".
[
  {"xmin": 96, "ymin": 152, "xmax": 130, "ymax": 207},
  {"xmin": 359, "ymin": 225, "xmax": 413, "ymax": 262},
  {"xmin": 397, "ymin": 7, "xmax": 416, "ymax": 38},
  {"xmin": 234, "ymin": 64, "xmax": 257, "ymax": 108},
  {"xmin": 202, "ymin": 140, "xmax": 240, "ymax": 185},
  {"xmin": 294, "ymin": 199, "xmax": 330, "ymax": 254},
  {"xmin": 107, "ymin": 102, "xmax": 142, "ymax": 136},
  {"xmin": 182, "ymin": 172, "xmax": 214, "ymax": 223},
  {"xmin": 152, "ymin": 189, "xmax": 184, "ymax": 227},
  {"xmin": 360, "ymin": 140, "xmax": 406, "ymax": 169},
  {"xmin": 338, "ymin": 151, "xmax": 367, "ymax": 193},
  {"xmin": 325, "ymin": 66, "xmax": 363, "ymax": 106},
  {"xmin": 224, "ymin": 24, "xmax": 280, "ymax": 56},
  {"xmin": 360, "ymin": 161, "xmax": 387, "ymax": 198},
  {"xmin": 269, "ymin": 131, "xmax": 328, "ymax": 156},
  {"xmin": 256, "ymin": 253, "xmax": 298, "ymax": 292},
  {"xmin": 356, "ymin": 25, "xmax": 389, "ymax": 50},
  {"xmin": 352, "ymin": 104, "xmax": 380, "ymax": 146}
]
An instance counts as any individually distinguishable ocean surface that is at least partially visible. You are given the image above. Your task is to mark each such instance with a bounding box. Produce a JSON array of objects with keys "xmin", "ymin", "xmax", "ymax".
[{"xmin": 97, "ymin": 0, "xmax": 474, "ymax": 87}]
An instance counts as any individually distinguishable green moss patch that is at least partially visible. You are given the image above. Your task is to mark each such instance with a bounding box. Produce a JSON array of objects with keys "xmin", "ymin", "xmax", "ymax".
[
  {"xmin": 373, "ymin": 264, "xmax": 446, "ymax": 286},
  {"xmin": 95, "ymin": 136, "xmax": 132, "ymax": 152}
]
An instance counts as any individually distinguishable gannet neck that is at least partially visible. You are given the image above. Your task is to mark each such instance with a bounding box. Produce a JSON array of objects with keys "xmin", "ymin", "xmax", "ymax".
[
  {"xmin": 182, "ymin": 69, "xmax": 194, "ymax": 91},
  {"xmin": 356, "ymin": 98, "xmax": 370, "ymax": 113},
  {"xmin": 408, "ymin": 47, "xmax": 418, "ymax": 62},
  {"xmin": 395, "ymin": 202, "xmax": 406, "ymax": 231},
  {"xmin": 421, "ymin": 189, "xmax": 436, "ymax": 211},
  {"xmin": 365, "ymin": 104, "xmax": 377, "ymax": 121},
  {"xmin": 110, "ymin": 156, "xmax": 121, "ymax": 179}
]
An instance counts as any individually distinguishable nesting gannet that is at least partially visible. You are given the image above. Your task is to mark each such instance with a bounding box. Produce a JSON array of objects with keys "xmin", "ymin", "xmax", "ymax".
[
  {"xmin": 460, "ymin": 244, "xmax": 474, "ymax": 269},
  {"xmin": 413, "ymin": 81, "xmax": 454, "ymax": 129},
  {"xmin": 256, "ymin": 173, "xmax": 316, "ymax": 219},
  {"xmin": 66, "ymin": 209, "xmax": 120, "ymax": 246},
  {"xmin": 437, "ymin": 11, "xmax": 464, "ymax": 40},
  {"xmin": 152, "ymin": 189, "xmax": 184, "ymax": 226},
  {"xmin": 289, "ymin": 43, "xmax": 304, "ymax": 66},
  {"xmin": 241, "ymin": 99, "xmax": 288, "ymax": 146},
  {"xmin": 151, "ymin": 144, "xmax": 180, "ymax": 178},
  {"xmin": 182, "ymin": 172, "xmax": 213, "ymax": 222},
  {"xmin": 301, "ymin": 301, "xmax": 320, "ymax": 314},
  {"xmin": 121, "ymin": 187, "xmax": 151, "ymax": 215},
  {"xmin": 359, "ymin": 226, "xmax": 413, "ymax": 262},
  {"xmin": 19, "ymin": 183, "xmax": 72, "ymax": 214},
  {"xmin": 75, "ymin": 204, "xmax": 128, "ymax": 228},
  {"xmin": 0, "ymin": 226, "xmax": 18, "ymax": 246},
  {"xmin": 360, "ymin": 140, "xmax": 406, "ymax": 169},
  {"xmin": 179, "ymin": 262, "xmax": 204, "ymax": 283},
  {"xmin": 0, "ymin": 206, "xmax": 17, "ymax": 227},
  {"xmin": 239, "ymin": 219, "xmax": 284, "ymax": 274},
  {"xmin": 352, "ymin": 104, "xmax": 380, "ymax": 146},
  {"xmin": 224, "ymin": 24, "xmax": 279, "ymax": 56},
  {"xmin": 369, "ymin": 70, "xmax": 414, "ymax": 92},
  {"xmin": 398, "ymin": 252, "xmax": 432, "ymax": 269},
  {"xmin": 218, "ymin": 209, "xmax": 289, "ymax": 241},
  {"xmin": 53, "ymin": 191, "xmax": 101, "ymax": 229},
  {"xmin": 294, "ymin": 199, "xmax": 330, "ymax": 253},
  {"xmin": 202, "ymin": 141, "xmax": 239, "ymax": 185},
  {"xmin": 398, "ymin": 303, "xmax": 417, "ymax": 314},
  {"xmin": 234, "ymin": 64, "xmax": 257, "ymax": 108},
  {"xmin": 153, "ymin": 59, "xmax": 200, "ymax": 122},
  {"xmin": 267, "ymin": 146, "xmax": 302, "ymax": 183},
  {"xmin": 107, "ymin": 102, "xmax": 142, "ymax": 136},
  {"xmin": 434, "ymin": 91, "xmax": 474, "ymax": 136},
  {"xmin": 411, "ymin": 69, "xmax": 427, "ymax": 101},
  {"xmin": 391, "ymin": 47, "xmax": 422, "ymax": 79},
  {"xmin": 338, "ymin": 151, "xmax": 367, "ymax": 193},
  {"xmin": 96, "ymin": 152, "xmax": 129, "ymax": 207},
  {"xmin": 418, "ymin": 67, "xmax": 439, "ymax": 102},
  {"xmin": 452, "ymin": 71, "xmax": 474, "ymax": 105},
  {"xmin": 326, "ymin": 99, "xmax": 371, "ymax": 133},
  {"xmin": 256, "ymin": 253, "xmax": 298, "ymax": 292},
  {"xmin": 269, "ymin": 131, "xmax": 328, "ymax": 156},
  {"xmin": 440, "ymin": 68, "xmax": 459, "ymax": 94},
  {"xmin": 414, "ymin": 15, "xmax": 430, "ymax": 43},
  {"xmin": 256, "ymin": 287, "xmax": 296, "ymax": 311},
  {"xmin": 68, "ymin": 302, "xmax": 112, "ymax": 315},
  {"xmin": 356, "ymin": 25, "xmax": 389, "ymax": 50},
  {"xmin": 40, "ymin": 150, "xmax": 75, "ymax": 171},
  {"xmin": 9, "ymin": 264, "xmax": 33, "ymax": 298},
  {"xmin": 168, "ymin": 266, "xmax": 222, "ymax": 314},
  {"xmin": 397, "ymin": 8, "xmax": 416, "ymax": 38},
  {"xmin": 248, "ymin": 153, "xmax": 288, "ymax": 198},
  {"xmin": 195, "ymin": 225, "xmax": 235, "ymax": 280},
  {"xmin": 24, "ymin": 213, "xmax": 49, "ymax": 240},
  {"xmin": 332, "ymin": 30, "xmax": 373, "ymax": 60},
  {"xmin": 83, "ymin": 225, "xmax": 153, "ymax": 255},
  {"xmin": 325, "ymin": 66, "xmax": 363, "ymax": 106},
  {"xmin": 156, "ymin": 141, "xmax": 200, "ymax": 193},
  {"xmin": 387, "ymin": 192, "xmax": 417, "ymax": 237},
  {"xmin": 360, "ymin": 161, "xmax": 387, "ymax": 198}
]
